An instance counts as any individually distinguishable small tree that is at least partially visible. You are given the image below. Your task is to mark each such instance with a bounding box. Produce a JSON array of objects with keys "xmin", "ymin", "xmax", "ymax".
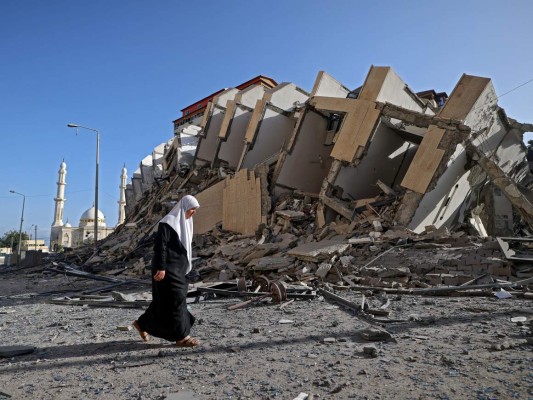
[
  {"xmin": 527, "ymin": 139, "xmax": 533, "ymax": 152},
  {"xmin": 0, "ymin": 230, "xmax": 30, "ymax": 252}
]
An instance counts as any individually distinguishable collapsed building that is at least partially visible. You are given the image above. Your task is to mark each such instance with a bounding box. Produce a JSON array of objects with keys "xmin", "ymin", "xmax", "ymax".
[{"xmin": 68, "ymin": 66, "xmax": 533, "ymax": 293}]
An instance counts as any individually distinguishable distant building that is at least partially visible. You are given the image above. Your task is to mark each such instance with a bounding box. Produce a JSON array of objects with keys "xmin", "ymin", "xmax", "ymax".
[
  {"xmin": 20, "ymin": 239, "xmax": 48, "ymax": 253},
  {"xmin": 49, "ymin": 160, "xmax": 115, "ymax": 250}
]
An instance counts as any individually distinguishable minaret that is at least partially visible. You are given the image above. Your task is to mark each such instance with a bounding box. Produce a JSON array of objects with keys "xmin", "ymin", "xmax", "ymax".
[
  {"xmin": 52, "ymin": 159, "xmax": 67, "ymax": 227},
  {"xmin": 117, "ymin": 164, "xmax": 127, "ymax": 226}
]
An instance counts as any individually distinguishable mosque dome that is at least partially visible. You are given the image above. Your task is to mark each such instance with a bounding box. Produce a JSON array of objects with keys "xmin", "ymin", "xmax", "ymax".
[
  {"xmin": 64, "ymin": 222, "xmax": 72, "ymax": 228},
  {"xmin": 60, "ymin": 160, "xmax": 66, "ymax": 169},
  {"xmin": 79, "ymin": 206, "xmax": 106, "ymax": 228}
]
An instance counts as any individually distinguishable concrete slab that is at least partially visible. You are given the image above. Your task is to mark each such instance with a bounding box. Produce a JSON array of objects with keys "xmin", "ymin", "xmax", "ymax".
[{"xmin": 288, "ymin": 240, "xmax": 350, "ymax": 262}]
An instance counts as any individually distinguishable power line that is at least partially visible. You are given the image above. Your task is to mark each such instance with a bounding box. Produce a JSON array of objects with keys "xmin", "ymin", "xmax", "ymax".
[{"xmin": 497, "ymin": 77, "xmax": 533, "ymax": 100}]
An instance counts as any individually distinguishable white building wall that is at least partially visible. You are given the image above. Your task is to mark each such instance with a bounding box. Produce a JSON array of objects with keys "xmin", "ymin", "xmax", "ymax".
[
  {"xmin": 276, "ymin": 111, "xmax": 333, "ymax": 194},
  {"xmin": 312, "ymin": 71, "xmax": 350, "ymax": 98},
  {"xmin": 218, "ymin": 107, "xmax": 254, "ymax": 168},
  {"xmin": 268, "ymin": 83, "xmax": 309, "ymax": 111},
  {"xmin": 333, "ymin": 123, "xmax": 419, "ymax": 200},
  {"xmin": 195, "ymin": 89, "xmax": 239, "ymax": 164},
  {"xmin": 242, "ymin": 108, "xmax": 295, "ymax": 169},
  {"xmin": 407, "ymin": 83, "xmax": 507, "ymax": 233}
]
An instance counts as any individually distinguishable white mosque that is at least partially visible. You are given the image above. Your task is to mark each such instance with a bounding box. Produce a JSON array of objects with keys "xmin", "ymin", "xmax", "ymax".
[{"xmin": 50, "ymin": 160, "xmax": 128, "ymax": 250}]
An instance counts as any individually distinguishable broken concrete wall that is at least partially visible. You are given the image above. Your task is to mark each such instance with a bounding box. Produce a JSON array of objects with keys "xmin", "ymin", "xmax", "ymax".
[
  {"xmin": 315, "ymin": 67, "xmax": 430, "ymax": 221},
  {"xmin": 272, "ymin": 109, "xmax": 333, "ymax": 195},
  {"xmin": 238, "ymin": 83, "xmax": 309, "ymax": 171},
  {"xmin": 333, "ymin": 122, "xmax": 419, "ymax": 200},
  {"xmin": 310, "ymin": 71, "xmax": 351, "ymax": 98},
  {"xmin": 163, "ymin": 137, "xmax": 179, "ymax": 174},
  {"xmin": 132, "ymin": 168, "xmax": 143, "ymax": 201},
  {"xmin": 359, "ymin": 66, "xmax": 434, "ymax": 115},
  {"xmin": 215, "ymin": 85, "xmax": 266, "ymax": 169},
  {"xmin": 481, "ymin": 184, "xmax": 514, "ymax": 236},
  {"xmin": 194, "ymin": 88, "xmax": 240, "ymax": 166},
  {"xmin": 152, "ymin": 143, "xmax": 165, "ymax": 179},
  {"xmin": 125, "ymin": 183, "xmax": 135, "ymax": 216},
  {"xmin": 401, "ymin": 74, "xmax": 529, "ymax": 234},
  {"xmin": 140, "ymin": 155, "xmax": 154, "ymax": 192},
  {"xmin": 179, "ymin": 125, "xmax": 201, "ymax": 166},
  {"xmin": 271, "ymin": 72, "xmax": 349, "ymax": 196}
]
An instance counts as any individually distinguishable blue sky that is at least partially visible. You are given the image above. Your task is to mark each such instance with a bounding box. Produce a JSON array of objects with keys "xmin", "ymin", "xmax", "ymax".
[{"xmin": 1, "ymin": 0, "xmax": 532, "ymax": 245}]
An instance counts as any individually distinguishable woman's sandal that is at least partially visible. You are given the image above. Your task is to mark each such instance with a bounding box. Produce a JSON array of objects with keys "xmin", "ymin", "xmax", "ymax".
[
  {"xmin": 175, "ymin": 336, "xmax": 200, "ymax": 347},
  {"xmin": 132, "ymin": 320, "xmax": 149, "ymax": 342}
]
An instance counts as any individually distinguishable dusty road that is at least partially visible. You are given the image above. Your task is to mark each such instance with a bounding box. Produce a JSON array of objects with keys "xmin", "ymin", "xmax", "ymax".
[{"xmin": 0, "ymin": 273, "xmax": 532, "ymax": 400}]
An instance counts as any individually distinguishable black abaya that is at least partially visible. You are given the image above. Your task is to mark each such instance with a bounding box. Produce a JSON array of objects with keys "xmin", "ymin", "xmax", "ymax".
[{"xmin": 137, "ymin": 222, "xmax": 195, "ymax": 341}]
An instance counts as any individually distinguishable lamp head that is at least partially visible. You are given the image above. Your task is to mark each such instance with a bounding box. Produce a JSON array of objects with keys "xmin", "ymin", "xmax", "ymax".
[{"xmin": 67, "ymin": 123, "xmax": 79, "ymax": 128}]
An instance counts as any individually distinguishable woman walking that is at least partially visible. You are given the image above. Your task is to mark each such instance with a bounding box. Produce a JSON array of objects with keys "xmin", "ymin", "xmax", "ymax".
[{"xmin": 133, "ymin": 195, "xmax": 200, "ymax": 347}]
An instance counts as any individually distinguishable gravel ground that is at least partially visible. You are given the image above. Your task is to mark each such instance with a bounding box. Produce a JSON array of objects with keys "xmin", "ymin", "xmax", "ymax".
[{"xmin": 0, "ymin": 273, "xmax": 532, "ymax": 400}]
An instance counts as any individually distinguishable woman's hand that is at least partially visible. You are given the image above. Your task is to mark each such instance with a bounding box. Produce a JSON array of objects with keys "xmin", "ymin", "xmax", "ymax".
[{"xmin": 154, "ymin": 270, "xmax": 166, "ymax": 282}]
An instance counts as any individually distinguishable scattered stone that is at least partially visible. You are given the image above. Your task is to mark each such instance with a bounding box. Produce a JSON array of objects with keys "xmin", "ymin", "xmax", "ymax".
[
  {"xmin": 330, "ymin": 382, "xmax": 349, "ymax": 394},
  {"xmin": 510, "ymin": 316, "xmax": 527, "ymax": 324},
  {"xmin": 363, "ymin": 345, "xmax": 378, "ymax": 357},
  {"xmin": 279, "ymin": 319, "xmax": 294, "ymax": 324},
  {"xmin": 116, "ymin": 325, "xmax": 132, "ymax": 331},
  {"xmin": 315, "ymin": 263, "xmax": 333, "ymax": 279},
  {"xmin": 288, "ymin": 240, "xmax": 350, "ymax": 262},
  {"xmin": 111, "ymin": 292, "xmax": 136, "ymax": 302},
  {"xmin": 357, "ymin": 326, "xmax": 393, "ymax": 342},
  {"xmin": 323, "ymin": 337, "xmax": 336, "ymax": 344}
]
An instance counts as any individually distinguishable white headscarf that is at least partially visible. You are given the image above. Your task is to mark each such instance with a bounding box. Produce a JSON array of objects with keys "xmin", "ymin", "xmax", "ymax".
[{"xmin": 159, "ymin": 195, "xmax": 200, "ymax": 273}]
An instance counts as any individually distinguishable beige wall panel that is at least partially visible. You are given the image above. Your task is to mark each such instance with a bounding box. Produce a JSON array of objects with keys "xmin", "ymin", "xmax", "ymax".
[
  {"xmin": 439, "ymin": 75, "xmax": 490, "ymax": 121},
  {"xmin": 244, "ymin": 99, "xmax": 267, "ymax": 143},
  {"xmin": 200, "ymin": 101, "xmax": 213, "ymax": 131},
  {"xmin": 312, "ymin": 98, "xmax": 380, "ymax": 163},
  {"xmin": 222, "ymin": 169, "xmax": 262, "ymax": 235},
  {"xmin": 358, "ymin": 66, "xmax": 390, "ymax": 101},
  {"xmin": 218, "ymin": 100, "xmax": 237, "ymax": 139},
  {"xmin": 400, "ymin": 126, "xmax": 446, "ymax": 193},
  {"xmin": 193, "ymin": 180, "xmax": 225, "ymax": 234}
]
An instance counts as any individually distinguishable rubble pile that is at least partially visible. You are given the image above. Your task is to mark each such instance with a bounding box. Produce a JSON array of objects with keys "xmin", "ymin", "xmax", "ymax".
[{"xmin": 49, "ymin": 65, "xmax": 533, "ymax": 299}]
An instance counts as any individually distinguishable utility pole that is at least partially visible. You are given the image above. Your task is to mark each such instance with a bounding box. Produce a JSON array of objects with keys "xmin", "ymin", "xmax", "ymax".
[
  {"xmin": 34, "ymin": 225, "xmax": 37, "ymax": 250},
  {"xmin": 10, "ymin": 190, "xmax": 26, "ymax": 266}
]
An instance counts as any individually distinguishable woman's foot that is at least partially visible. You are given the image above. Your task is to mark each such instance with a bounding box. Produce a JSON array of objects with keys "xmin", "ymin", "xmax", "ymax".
[
  {"xmin": 175, "ymin": 336, "xmax": 200, "ymax": 347},
  {"xmin": 132, "ymin": 320, "xmax": 149, "ymax": 342}
]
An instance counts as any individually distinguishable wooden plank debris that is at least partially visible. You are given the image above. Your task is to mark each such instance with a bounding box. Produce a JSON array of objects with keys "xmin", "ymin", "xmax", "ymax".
[
  {"xmin": 222, "ymin": 169, "xmax": 262, "ymax": 235},
  {"xmin": 194, "ymin": 180, "xmax": 225, "ymax": 234}
]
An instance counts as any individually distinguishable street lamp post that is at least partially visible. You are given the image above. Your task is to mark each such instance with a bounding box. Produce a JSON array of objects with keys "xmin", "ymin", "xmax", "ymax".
[
  {"xmin": 9, "ymin": 190, "xmax": 25, "ymax": 266},
  {"xmin": 31, "ymin": 224, "xmax": 37, "ymax": 250},
  {"xmin": 67, "ymin": 123, "xmax": 100, "ymax": 250}
]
